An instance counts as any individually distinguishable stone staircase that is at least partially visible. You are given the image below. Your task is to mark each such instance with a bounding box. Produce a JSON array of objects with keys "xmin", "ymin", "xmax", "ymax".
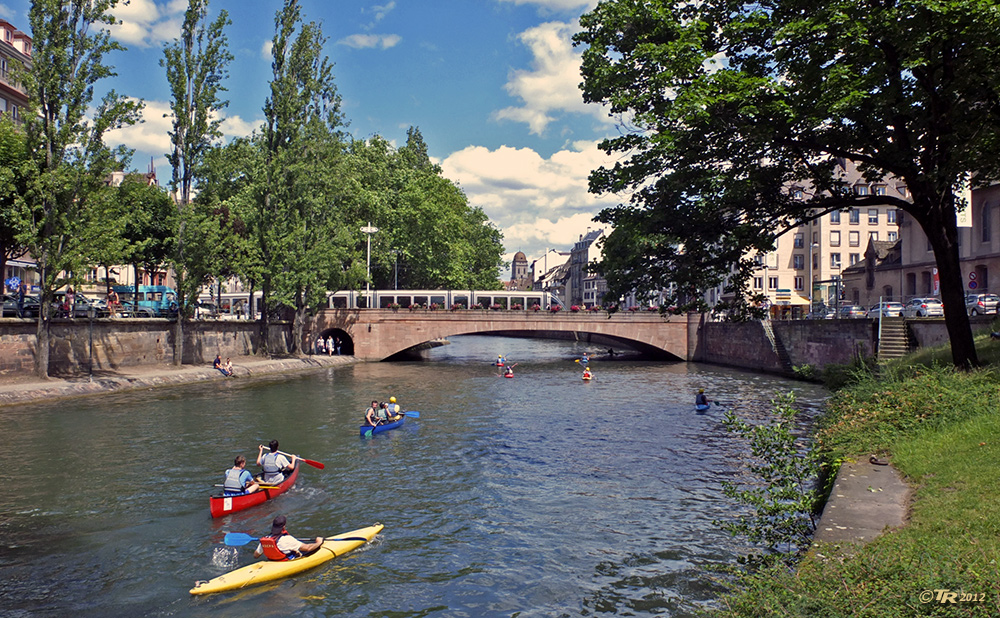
[
  {"xmin": 761, "ymin": 319, "xmax": 794, "ymax": 372},
  {"xmin": 877, "ymin": 317, "xmax": 911, "ymax": 360}
]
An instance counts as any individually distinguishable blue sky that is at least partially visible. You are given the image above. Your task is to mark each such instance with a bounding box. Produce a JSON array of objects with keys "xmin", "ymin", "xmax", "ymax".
[{"xmin": 0, "ymin": 0, "xmax": 619, "ymax": 275}]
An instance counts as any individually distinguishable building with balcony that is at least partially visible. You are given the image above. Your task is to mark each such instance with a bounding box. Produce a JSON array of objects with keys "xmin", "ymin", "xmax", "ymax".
[{"xmin": 0, "ymin": 18, "xmax": 31, "ymax": 122}]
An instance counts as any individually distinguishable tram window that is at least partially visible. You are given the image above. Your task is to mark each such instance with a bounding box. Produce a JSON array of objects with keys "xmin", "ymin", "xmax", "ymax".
[
  {"xmin": 431, "ymin": 295, "xmax": 446, "ymax": 307},
  {"xmin": 453, "ymin": 295, "xmax": 468, "ymax": 309},
  {"xmin": 329, "ymin": 295, "xmax": 347, "ymax": 308},
  {"xmin": 379, "ymin": 296, "xmax": 395, "ymax": 308},
  {"xmin": 397, "ymin": 296, "xmax": 411, "ymax": 307},
  {"xmin": 496, "ymin": 297, "xmax": 508, "ymax": 309},
  {"xmin": 413, "ymin": 295, "xmax": 429, "ymax": 307},
  {"xmin": 358, "ymin": 296, "xmax": 370, "ymax": 309},
  {"xmin": 511, "ymin": 297, "xmax": 525, "ymax": 309},
  {"xmin": 477, "ymin": 296, "xmax": 491, "ymax": 309}
]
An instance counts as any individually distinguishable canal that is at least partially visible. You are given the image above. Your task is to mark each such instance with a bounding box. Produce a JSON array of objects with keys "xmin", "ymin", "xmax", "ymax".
[{"xmin": 0, "ymin": 335, "xmax": 828, "ymax": 617}]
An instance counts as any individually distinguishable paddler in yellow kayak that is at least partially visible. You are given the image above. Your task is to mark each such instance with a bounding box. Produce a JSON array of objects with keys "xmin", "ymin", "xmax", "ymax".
[{"xmin": 254, "ymin": 515, "xmax": 325, "ymax": 561}]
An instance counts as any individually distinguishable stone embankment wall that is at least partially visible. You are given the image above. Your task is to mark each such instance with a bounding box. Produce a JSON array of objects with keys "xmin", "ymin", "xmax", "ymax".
[{"xmin": 0, "ymin": 319, "xmax": 292, "ymax": 377}]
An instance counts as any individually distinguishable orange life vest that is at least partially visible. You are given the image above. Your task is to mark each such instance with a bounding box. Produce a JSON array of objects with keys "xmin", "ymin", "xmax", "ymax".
[{"xmin": 259, "ymin": 533, "xmax": 291, "ymax": 561}]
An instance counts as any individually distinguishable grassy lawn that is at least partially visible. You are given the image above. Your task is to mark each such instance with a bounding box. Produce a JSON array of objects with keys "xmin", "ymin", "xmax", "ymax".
[{"xmin": 712, "ymin": 327, "xmax": 1000, "ymax": 617}]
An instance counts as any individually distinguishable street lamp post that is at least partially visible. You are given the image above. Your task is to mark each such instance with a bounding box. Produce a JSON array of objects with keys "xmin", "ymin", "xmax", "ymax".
[
  {"xmin": 360, "ymin": 223, "xmax": 379, "ymax": 308},
  {"xmin": 392, "ymin": 250, "xmax": 401, "ymax": 290},
  {"xmin": 808, "ymin": 242, "xmax": 819, "ymax": 313}
]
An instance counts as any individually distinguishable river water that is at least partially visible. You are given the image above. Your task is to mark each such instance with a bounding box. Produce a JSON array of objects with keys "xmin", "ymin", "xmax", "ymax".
[{"xmin": 0, "ymin": 335, "xmax": 827, "ymax": 618}]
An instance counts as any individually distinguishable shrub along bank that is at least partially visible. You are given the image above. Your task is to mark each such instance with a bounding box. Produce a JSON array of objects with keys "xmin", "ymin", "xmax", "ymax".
[{"xmin": 713, "ymin": 363, "xmax": 1000, "ymax": 617}]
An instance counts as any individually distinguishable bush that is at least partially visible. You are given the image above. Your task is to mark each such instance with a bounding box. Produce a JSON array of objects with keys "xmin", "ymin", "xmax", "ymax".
[
  {"xmin": 570, "ymin": 305, "xmax": 581, "ymax": 312},
  {"xmin": 531, "ymin": 304, "xmax": 541, "ymax": 311},
  {"xmin": 549, "ymin": 305, "xmax": 562, "ymax": 312}
]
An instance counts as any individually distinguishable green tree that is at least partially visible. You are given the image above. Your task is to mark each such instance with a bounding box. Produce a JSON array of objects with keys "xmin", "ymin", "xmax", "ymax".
[
  {"xmin": 115, "ymin": 177, "xmax": 174, "ymax": 304},
  {"xmin": 18, "ymin": 0, "xmax": 142, "ymax": 378},
  {"xmin": 575, "ymin": 0, "xmax": 1000, "ymax": 367},
  {"xmin": 254, "ymin": 0, "xmax": 356, "ymax": 354},
  {"xmin": 162, "ymin": 0, "xmax": 232, "ymax": 364},
  {"xmin": 0, "ymin": 116, "xmax": 31, "ymax": 287}
]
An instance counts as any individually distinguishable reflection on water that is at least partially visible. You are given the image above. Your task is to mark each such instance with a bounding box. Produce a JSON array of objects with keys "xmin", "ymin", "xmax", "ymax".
[{"xmin": 0, "ymin": 335, "xmax": 827, "ymax": 617}]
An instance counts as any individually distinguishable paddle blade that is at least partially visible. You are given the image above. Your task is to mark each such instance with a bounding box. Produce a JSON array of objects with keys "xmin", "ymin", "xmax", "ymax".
[
  {"xmin": 363, "ymin": 427, "xmax": 374, "ymax": 438},
  {"xmin": 403, "ymin": 410, "xmax": 420, "ymax": 418},
  {"xmin": 223, "ymin": 532, "xmax": 258, "ymax": 547},
  {"xmin": 301, "ymin": 458, "xmax": 325, "ymax": 470}
]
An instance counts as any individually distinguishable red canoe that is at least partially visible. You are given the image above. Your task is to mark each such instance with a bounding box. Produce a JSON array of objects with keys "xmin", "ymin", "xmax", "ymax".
[{"xmin": 209, "ymin": 463, "xmax": 300, "ymax": 518}]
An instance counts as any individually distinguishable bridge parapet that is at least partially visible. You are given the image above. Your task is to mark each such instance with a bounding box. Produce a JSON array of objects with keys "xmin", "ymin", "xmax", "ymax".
[{"xmin": 309, "ymin": 308, "xmax": 700, "ymax": 361}]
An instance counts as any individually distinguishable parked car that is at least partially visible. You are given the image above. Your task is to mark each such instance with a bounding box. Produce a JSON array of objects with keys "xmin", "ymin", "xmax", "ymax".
[
  {"xmin": 839, "ymin": 305, "xmax": 868, "ymax": 318},
  {"xmin": 867, "ymin": 301, "xmax": 904, "ymax": 318},
  {"xmin": 51, "ymin": 291, "xmax": 109, "ymax": 318},
  {"xmin": 904, "ymin": 297, "xmax": 945, "ymax": 317},
  {"xmin": 117, "ymin": 300, "xmax": 156, "ymax": 318},
  {"xmin": 965, "ymin": 293, "xmax": 999, "ymax": 316},
  {"xmin": 2, "ymin": 293, "xmax": 41, "ymax": 318}
]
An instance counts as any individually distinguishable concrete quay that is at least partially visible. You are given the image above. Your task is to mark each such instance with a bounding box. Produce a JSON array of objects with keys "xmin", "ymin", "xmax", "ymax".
[
  {"xmin": 812, "ymin": 456, "xmax": 911, "ymax": 550},
  {"xmin": 0, "ymin": 354, "xmax": 356, "ymax": 408}
]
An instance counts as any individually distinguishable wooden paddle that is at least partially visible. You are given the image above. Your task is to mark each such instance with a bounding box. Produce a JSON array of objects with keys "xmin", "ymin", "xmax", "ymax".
[{"xmin": 264, "ymin": 448, "xmax": 325, "ymax": 470}]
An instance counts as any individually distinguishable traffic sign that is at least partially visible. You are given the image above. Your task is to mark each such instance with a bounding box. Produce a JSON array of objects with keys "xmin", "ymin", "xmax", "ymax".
[
  {"xmin": 969, "ymin": 280, "xmax": 978, "ymax": 289},
  {"xmin": 969, "ymin": 272, "xmax": 977, "ymax": 281}
]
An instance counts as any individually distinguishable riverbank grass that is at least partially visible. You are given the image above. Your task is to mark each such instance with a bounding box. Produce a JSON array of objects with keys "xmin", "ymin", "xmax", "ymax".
[{"xmin": 714, "ymin": 365, "xmax": 1000, "ymax": 617}]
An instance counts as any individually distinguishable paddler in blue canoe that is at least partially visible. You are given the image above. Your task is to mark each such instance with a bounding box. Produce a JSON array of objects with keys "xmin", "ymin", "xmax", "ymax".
[{"xmin": 695, "ymin": 388, "xmax": 711, "ymax": 408}]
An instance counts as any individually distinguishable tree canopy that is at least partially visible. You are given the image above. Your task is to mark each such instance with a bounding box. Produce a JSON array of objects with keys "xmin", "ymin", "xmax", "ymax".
[{"xmin": 575, "ymin": 0, "xmax": 1000, "ymax": 367}]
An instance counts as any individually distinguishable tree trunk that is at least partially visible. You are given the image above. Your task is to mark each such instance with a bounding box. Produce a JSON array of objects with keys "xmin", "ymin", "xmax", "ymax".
[
  {"xmin": 259, "ymin": 282, "xmax": 270, "ymax": 357},
  {"xmin": 173, "ymin": 271, "xmax": 184, "ymax": 366},
  {"xmin": 34, "ymin": 303, "xmax": 49, "ymax": 379},
  {"xmin": 292, "ymin": 289, "xmax": 305, "ymax": 356},
  {"xmin": 920, "ymin": 198, "xmax": 978, "ymax": 368}
]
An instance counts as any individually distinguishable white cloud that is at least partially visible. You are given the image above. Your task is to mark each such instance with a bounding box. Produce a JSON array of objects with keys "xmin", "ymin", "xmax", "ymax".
[
  {"xmin": 494, "ymin": 20, "xmax": 608, "ymax": 135},
  {"xmin": 0, "ymin": 3, "xmax": 18, "ymax": 20},
  {"xmin": 104, "ymin": 0, "xmax": 205, "ymax": 48},
  {"xmin": 371, "ymin": 2, "xmax": 396, "ymax": 23},
  {"xmin": 337, "ymin": 33, "xmax": 402, "ymax": 49},
  {"xmin": 261, "ymin": 40, "xmax": 273, "ymax": 60},
  {"xmin": 441, "ymin": 141, "xmax": 619, "ymax": 263},
  {"xmin": 105, "ymin": 99, "xmax": 261, "ymax": 173}
]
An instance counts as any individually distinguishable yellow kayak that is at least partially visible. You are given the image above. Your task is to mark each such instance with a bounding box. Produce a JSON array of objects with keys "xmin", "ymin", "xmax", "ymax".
[{"xmin": 190, "ymin": 523, "xmax": 383, "ymax": 595}]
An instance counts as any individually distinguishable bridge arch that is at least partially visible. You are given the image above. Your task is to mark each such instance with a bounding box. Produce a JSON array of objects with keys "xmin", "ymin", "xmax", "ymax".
[{"xmin": 309, "ymin": 309, "xmax": 698, "ymax": 361}]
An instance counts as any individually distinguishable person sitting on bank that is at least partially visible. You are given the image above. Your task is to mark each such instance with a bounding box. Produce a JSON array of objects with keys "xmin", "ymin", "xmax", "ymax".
[
  {"xmin": 222, "ymin": 455, "xmax": 259, "ymax": 495},
  {"xmin": 223, "ymin": 357, "xmax": 234, "ymax": 377},
  {"xmin": 253, "ymin": 515, "xmax": 324, "ymax": 561},
  {"xmin": 257, "ymin": 440, "xmax": 296, "ymax": 485},
  {"xmin": 695, "ymin": 388, "xmax": 711, "ymax": 407},
  {"xmin": 364, "ymin": 400, "xmax": 380, "ymax": 426},
  {"xmin": 213, "ymin": 354, "xmax": 227, "ymax": 376}
]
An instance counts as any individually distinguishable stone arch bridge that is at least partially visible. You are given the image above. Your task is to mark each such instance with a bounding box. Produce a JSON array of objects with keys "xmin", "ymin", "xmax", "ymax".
[{"xmin": 309, "ymin": 309, "xmax": 702, "ymax": 361}]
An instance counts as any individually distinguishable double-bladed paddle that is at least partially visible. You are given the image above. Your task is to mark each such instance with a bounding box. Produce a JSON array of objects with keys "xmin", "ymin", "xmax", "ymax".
[{"xmin": 223, "ymin": 532, "xmax": 367, "ymax": 547}]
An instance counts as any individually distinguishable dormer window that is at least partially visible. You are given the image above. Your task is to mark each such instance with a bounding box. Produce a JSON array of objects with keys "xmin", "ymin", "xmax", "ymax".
[
  {"xmin": 856, "ymin": 185, "xmax": 868, "ymax": 196},
  {"xmin": 874, "ymin": 185, "xmax": 887, "ymax": 196}
]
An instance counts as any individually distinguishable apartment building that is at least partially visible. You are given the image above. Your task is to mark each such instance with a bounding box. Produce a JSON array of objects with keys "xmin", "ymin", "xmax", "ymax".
[{"xmin": 0, "ymin": 18, "xmax": 31, "ymax": 122}]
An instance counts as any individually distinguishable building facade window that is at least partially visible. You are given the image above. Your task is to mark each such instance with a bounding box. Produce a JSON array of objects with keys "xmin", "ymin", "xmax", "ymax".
[
  {"xmin": 753, "ymin": 276, "xmax": 763, "ymax": 289},
  {"xmin": 868, "ymin": 209, "xmax": 878, "ymax": 224},
  {"xmin": 870, "ymin": 231, "xmax": 878, "ymax": 241},
  {"xmin": 849, "ymin": 209, "xmax": 860, "ymax": 224},
  {"xmin": 793, "ymin": 233, "xmax": 803, "ymax": 248},
  {"xmin": 830, "ymin": 230, "xmax": 841, "ymax": 246},
  {"xmin": 794, "ymin": 276, "xmax": 804, "ymax": 291},
  {"xmin": 793, "ymin": 254, "xmax": 804, "ymax": 270},
  {"xmin": 830, "ymin": 253, "xmax": 842, "ymax": 268},
  {"xmin": 849, "ymin": 230, "xmax": 860, "ymax": 246},
  {"xmin": 856, "ymin": 185, "xmax": 868, "ymax": 196},
  {"xmin": 874, "ymin": 185, "xmax": 887, "ymax": 196},
  {"xmin": 850, "ymin": 253, "xmax": 860, "ymax": 266},
  {"xmin": 887, "ymin": 209, "xmax": 897, "ymax": 223},
  {"xmin": 768, "ymin": 276, "xmax": 779, "ymax": 289},
  {"xmin": 888, "ymin": 231, "xmax": 897, "ymax": 241},
  {"xmin": 830, "ymin": 211, "xmax": 841, "ymax": 224}
]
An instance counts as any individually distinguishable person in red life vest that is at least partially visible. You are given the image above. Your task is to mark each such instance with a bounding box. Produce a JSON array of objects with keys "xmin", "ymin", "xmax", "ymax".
[{"xmin": 253, "ymin": 515, "xmax": 325, "ymax": 561}]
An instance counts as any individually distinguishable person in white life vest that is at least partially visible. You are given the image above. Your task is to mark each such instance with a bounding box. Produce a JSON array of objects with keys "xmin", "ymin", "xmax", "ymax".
[
  {"xmin": 222, "ymin": 455, "xmax": 259, "ymax": 495},
  {"xmin": 256, "ymin": 440, "xmax": 297, "ymax": 484}
]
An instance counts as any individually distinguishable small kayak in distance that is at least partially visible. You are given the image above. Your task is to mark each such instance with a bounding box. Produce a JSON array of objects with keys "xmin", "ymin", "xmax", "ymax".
[
  {"xmin": 582, "ymin": 374, "xmax": 593, "ymax": 381},
  {"xmin": 209, "ymin": 463, "xmax": 300, "ymax": 518},
  {"xmin": 360, "ymin": 414, "xmax": 405, "ymax": 438},
  {"xmin": 189, "ymin": 523, "xmax": 383, "ymax": 595},
  {"xmin": 695, "ymin": 403, "xmax": 710, "ymax": 412}
]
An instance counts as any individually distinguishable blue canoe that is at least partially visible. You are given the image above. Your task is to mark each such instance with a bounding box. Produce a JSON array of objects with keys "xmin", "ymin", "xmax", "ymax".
[
  {"xmin": 695, "ymin": 403, "xmax": 711, "ymax": 412},
  {"xmin": 360, "ymin": 415, "xmax": 405, "ymax": 437}
]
